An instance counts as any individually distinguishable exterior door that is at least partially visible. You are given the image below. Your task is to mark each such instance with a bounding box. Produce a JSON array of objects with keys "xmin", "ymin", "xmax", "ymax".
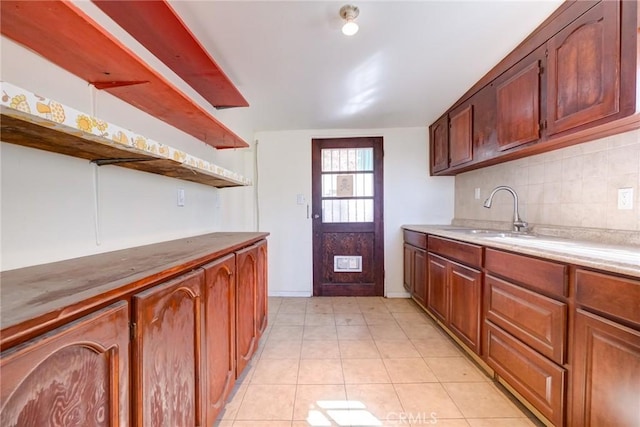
[{"xmin": 312, "ymin": 137, "xmax": 384, "ymax": 296}]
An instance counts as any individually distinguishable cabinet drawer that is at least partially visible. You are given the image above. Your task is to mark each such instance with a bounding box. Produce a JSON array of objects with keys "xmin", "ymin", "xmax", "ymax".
[
  {"xmin": 486, "ymin": 275, "xmax": 567, "ymax": 364},
  {"xmin": 485, "ymin": 248, "xmax": 567, "ymax": 297},
  {"xmin": 486, "ymin": 322, "xmax": 565, "ymax": 427},
  {"xmin": 403, "ymin": 230, "xmax": 427, "ymax": 250},
  {"xmin": 575, "ymin": 269, "xmax": 640, "ymax": 327},
  {"xmin": 428, "ymin": 236, "xmax": 482, "ymax": 268}
]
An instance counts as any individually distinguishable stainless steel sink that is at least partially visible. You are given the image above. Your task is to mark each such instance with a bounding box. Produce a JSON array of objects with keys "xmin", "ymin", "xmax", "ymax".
[{"xmin": 444, "ymin": 228, "xmax": 536, "ymax": 238}]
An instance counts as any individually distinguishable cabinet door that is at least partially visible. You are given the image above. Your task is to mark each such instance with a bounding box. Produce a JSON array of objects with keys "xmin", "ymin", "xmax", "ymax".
[
  {"xmin": 448, "ymin": 261, "xmax": 482, "ymax": 354},
  {"xmin": 496, "ymin": 59, "xmax": 541, "ymax": 151},
  {"xmin": 133, "ymin": 270, "xmax": 203, "ymax": 427},
  {"xmin": 412, "ymin": 248, "xmax": 428, "ymax": 307},
  {"xmin": 571, "ymin": 309, "xmax": 640, "ymax": 427},
  {"xmin": 255, "ymin": 240, "xmax": 269, "ymax": 338},
  {"xmin": 430, "ymin": 115, "xmax": 449, "ymax": 173},
  {"xmin": 449, "ymin": 105, "xmax": 473, "ymax": 167},
  {"xmin": 427, "ymin": 253, "xmax": 448, "ymax": 323},
  {"xmin": 403, "ymin": 243, "xmax": 413, "ymax": 293},
  {"xmin": 202, "ymin": 255, "xmax": 236, "ymax": 426},
  {"xmin": 236, "ymin": 245, "xmax": 258, "ymax": 377},
  {"xmin": 547, "ymin": 1, "xmax": 621, "ymax": 135},
  {"xmin": 1, "ymin": 302, "xmax": 129, "ymax": 426}
]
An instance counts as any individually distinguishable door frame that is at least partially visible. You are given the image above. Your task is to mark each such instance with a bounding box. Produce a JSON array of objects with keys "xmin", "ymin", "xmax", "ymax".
[{"xmin": 311, "ymin": 136, "xmax": 384, "ymax": 296}]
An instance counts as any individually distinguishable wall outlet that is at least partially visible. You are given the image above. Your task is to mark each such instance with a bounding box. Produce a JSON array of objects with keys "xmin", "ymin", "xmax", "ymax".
[
  {"xmin": 177, "ymin": 188, "xmax": 185, "ymax": 207},
  {"xmin": 618, "ymin": 187, "xmax": 633, "ymax": 210},
  {"xmin": 474, "ymin": 188, "xmax": 481, "ymax": 200}
]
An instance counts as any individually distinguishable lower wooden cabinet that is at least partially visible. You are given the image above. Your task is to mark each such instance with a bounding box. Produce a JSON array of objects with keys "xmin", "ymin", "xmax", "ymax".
[
  {"xmin": 427, "ymin": 251, "xmax": 482, "ymax": 354},
  {"xmin": 571, "ymin": 269, "xmax": 640, "ymax": 427},
  {"xmin": 256, "ymin": 239, "xmax": 269, "ymax": 337},
  {"xmin": 404, "ymin": 243, "xmax": 428, "ymax": 307},
  {"xmin": 486, "ymin": 322, "xmax": 566, "ymax": 427},
  {"xmin": 202, "ymin": 254, "xmax": 236, "ymax": 426},
  {"xmin": 571, "ymin": 309, "xmax": 640, "ymax": 427},
  {"xmin": 0, "ymin": 234, "xmax": 269, "ymax": 427},
  {"xmin": 132, "ymin": 269, "xmax": 204, "ymax": 427},
  {"xmin": 236, "ymin": 243, "xmax": 259, "ymax": 377},
  {"xmin": 0, "ymin": 301, "xmax": 130, "ymax": 426}
]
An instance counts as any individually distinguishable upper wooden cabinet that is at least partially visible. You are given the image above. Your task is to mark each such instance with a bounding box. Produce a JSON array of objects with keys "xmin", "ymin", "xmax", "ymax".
[
  {"xmin": 449, "ymin": 105, "xmax": 474, "ymax": 167},
  {"xmin": 496, "ymin": 57, "xmax": 542, "ymax": 151},
  {"xmin": 429, "ymin": 0, "xmax": 639, "ymax": 176},
  {"xmin": 430, "ymin": 115, "xmax": 449, "ymax": 173},
  {"xmin": 547, "ymin": 1, "xmax": 620, "ymax": 136}
]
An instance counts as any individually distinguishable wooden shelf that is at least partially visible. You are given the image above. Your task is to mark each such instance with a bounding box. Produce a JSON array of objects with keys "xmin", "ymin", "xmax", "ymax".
[
  {"xmin": 0, "ymin": 0, "xmax": 249, "ymax": 149},
  {"xmin": 1, "ymin": 82, "xmax": 251, "ymax": 188},
  {"xmin": 93, "ymin": 0, "xmax": 248, "ymax": 109}
]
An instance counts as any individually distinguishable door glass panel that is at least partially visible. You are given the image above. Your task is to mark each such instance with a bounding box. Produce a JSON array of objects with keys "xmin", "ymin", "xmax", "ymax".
[
  {"xmin": 322, "ymin": 173, "xmax": 374, "ymax": 197},
  {"xmin": 321, "ymin": 148, "xmax": 373, "ymax": 172},
  {"xmin": 322, "ymin": 199, "xmax": 373, "ymax": 223}
]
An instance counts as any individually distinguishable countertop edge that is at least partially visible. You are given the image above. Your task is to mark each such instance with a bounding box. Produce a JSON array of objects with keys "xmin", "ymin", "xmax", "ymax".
[
  {"xmin": 0, "ymin": 232, "xmax": 269, "ymax": 349},
  {"xmin": 402, "ymin": 224, "xmax": 639, "ymax": 279}
]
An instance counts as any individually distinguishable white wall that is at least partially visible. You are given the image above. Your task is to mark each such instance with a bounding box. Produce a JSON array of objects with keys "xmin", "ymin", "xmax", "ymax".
[
  {"xmin": 256, "ymin": 128, "xmax": 455, "ymax": 298},
  {"xmin": 0, "ymin": 38, "xmax": 256, "ymax": 271}
]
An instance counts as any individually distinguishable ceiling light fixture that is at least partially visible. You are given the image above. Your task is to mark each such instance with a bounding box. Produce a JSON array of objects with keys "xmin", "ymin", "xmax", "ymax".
[{"xmin": 339, "ymin": 4, "xmax": 360, "ymax": 36}]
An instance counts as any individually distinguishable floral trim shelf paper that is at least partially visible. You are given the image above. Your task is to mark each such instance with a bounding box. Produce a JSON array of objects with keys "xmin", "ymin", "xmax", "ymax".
[{"xmin": 0, "ymin": 82, "xmax": 251, "ymax": 188}]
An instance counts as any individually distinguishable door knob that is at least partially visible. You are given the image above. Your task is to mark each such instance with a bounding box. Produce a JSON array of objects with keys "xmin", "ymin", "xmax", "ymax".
[{"xmin": 313, "ymin": 214, "xmax": 320, "ymax": 219}]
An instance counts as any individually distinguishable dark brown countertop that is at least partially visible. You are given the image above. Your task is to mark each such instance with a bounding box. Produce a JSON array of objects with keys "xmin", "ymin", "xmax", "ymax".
[{"xmin": 0, "ymin": 232, "xmax": 268, "ymax": 349}]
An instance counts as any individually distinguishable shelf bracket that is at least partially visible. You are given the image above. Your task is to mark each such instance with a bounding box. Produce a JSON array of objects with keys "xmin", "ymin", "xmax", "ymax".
[
  {"xmin": 91, "ymin": 81, "xmax": 149, "ymax": 90},
  {"xmin": 91, "ymin": 158, "xmax": 155, "ymax": 166}
]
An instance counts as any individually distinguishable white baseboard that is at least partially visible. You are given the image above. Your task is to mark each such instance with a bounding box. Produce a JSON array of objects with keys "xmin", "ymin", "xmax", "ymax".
[
  {"xmin": 385, "ymin": 292, "xmax": 411, "ymax": 298},
  {"xmin": 268, "ymin": 291, "xmax": 312, "ymax": 297}
]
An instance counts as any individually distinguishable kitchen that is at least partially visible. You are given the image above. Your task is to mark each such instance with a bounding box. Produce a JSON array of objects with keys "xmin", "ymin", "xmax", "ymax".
[{"xmin": 1, "ymin": 1, "xmax": 638, "ymax": 426}]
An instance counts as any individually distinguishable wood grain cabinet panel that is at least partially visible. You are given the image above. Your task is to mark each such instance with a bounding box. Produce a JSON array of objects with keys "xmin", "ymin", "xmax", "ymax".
[
  {"xmin": 547, "ymin": 0, "xmax": 621, "ymax": 135},
  {"xmin": 403, "ymin": 243, "xmax": 413, "ymax": 293},
  {"xmin": 403, "ymin": 234, "xmax": 428, "ymax": 308},
  {"xmin": 575, "ymin": 269, "xmax": 640, "ymax": 327},
  {"xmin": 236, "ymin": 244, "xmax": 258, "ymax": 377},
  {"xmin": 412, "ymin": 248, "xmax": 428, "ymax": 307},
  {"xmin": 132, "ymin": 270, "xmax": 204, "ymax": 427},
  {"xmin": 0, "ymin": 302, "xmax": 130, "ymax": 426},
  {"xmin": 427, "ymin": 249, "xmax": 482, "ymax": 354},
  {"xmin": 571, "ymin": 309, "xmax": 640, "ymax": 427},
  {"xmin": 202, "ymin": 254, "xmax": 236, "ymax": 426},
  {"xmin": 427, "ymin": 253, "xmax": 449, "ymax": 324},
  {"xmin": 496, "ymin": 59, "xmax": 541, "ymax": 151},
  {"xmin": 449, "ymin": 105, "xmax": 473, "ymax": 167},
  {"xmin": 485, "ymin": 275, "xmax": 567, "ymax": 364},
  {"xmin": 256, "ymin": 240, "xmax": 269, "ymax": 337},
  {"xmin": 485, "ymin": 248, "xmax": 567, "ymax": 297},
  {"xmin": 449, "ymin": 262, "xmax": 482, "ymax": 353},
  {"xmin": 430, "ymin": 115, "xmax": 449, "ymax": 174},
  {"xmin": 486, "ymin": 322, "xmax": 566, "ymax": 427},
  {"xmin": 428, "ymin": 235, "xmax": 482, "ymax": 268}
]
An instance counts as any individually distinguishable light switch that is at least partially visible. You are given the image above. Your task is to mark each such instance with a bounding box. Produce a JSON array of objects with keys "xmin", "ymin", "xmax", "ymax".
[
  {"xmin": 296, "ymin": 194, "xmax": 306, "ymax": 205},
  {"xmin": 177, "ymin": 189, "xmax": 185, "ymax": 207},
  {"xmin": 474, "ymin": 188, "xmax": 481, "ymax": 200}
]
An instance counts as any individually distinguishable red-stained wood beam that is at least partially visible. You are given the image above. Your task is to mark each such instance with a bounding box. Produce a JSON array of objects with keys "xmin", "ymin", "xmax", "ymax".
[{"xmin": 93, "ymin": 0, "xmax": 249, "ymax": 109}]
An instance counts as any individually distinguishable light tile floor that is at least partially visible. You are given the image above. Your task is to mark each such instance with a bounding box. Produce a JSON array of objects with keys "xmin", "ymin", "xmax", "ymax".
[{"xmin": 217, "ymin": 297, "xmax": 543, "ymax": 427}]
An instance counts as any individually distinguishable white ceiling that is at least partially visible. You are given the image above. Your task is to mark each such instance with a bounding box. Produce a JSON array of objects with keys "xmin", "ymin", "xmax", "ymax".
[
  {"xmin": 84, "ymin": 1, "xmax": 562, "ymax": 133},
  {"xmin": 167, "ymin": 1, "xmax": 563, "ymax": 132}
]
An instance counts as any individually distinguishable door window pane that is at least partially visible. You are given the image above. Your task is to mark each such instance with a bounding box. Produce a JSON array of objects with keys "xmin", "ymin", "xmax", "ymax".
[
  {"xmin": 322, "ymin": 199, "xmax": 373, "ymax": 223},
  {"xmin": 321, "ymin": 148, "xmax": 373, "ymax": 172},
  {"xmin": 322, "ymin": 173, "xmax": 374, "ymax": 197}
]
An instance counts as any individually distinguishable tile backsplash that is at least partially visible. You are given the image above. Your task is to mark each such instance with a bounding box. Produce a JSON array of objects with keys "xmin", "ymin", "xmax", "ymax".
[{"xmin": 455, "ymin": 128, "xmax": 640, "ymax": 231}]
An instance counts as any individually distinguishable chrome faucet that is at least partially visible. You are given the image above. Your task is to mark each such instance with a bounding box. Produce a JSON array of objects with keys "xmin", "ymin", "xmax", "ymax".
[{"xmin": 483, "ymin": 186, "xmax": 528, "ymax": 232}]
